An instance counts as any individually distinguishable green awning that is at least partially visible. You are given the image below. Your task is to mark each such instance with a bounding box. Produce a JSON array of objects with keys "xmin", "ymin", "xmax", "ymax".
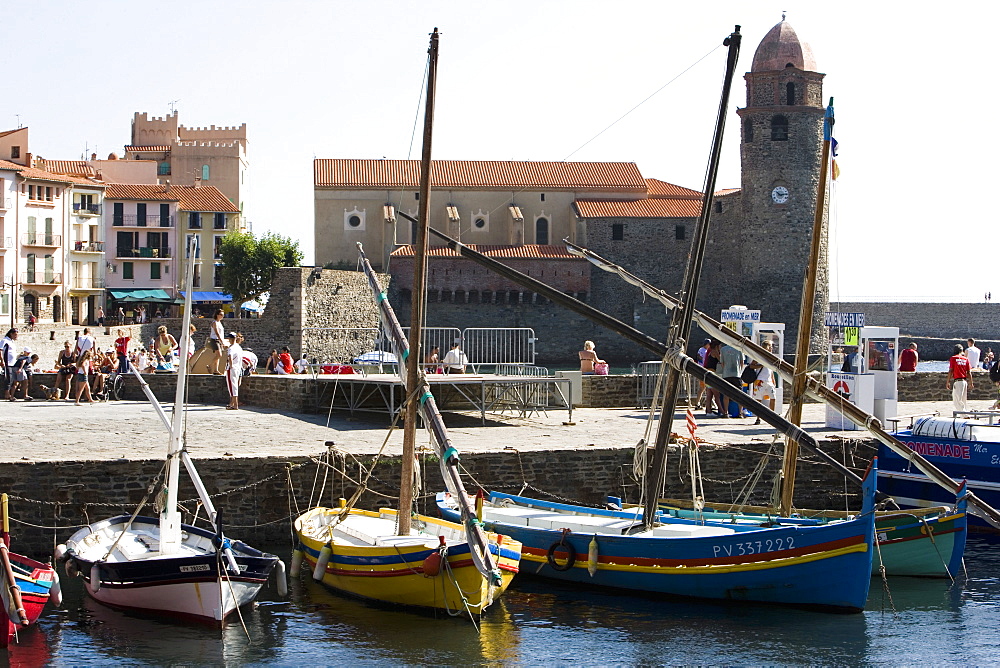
[{"xmin": 109, "ymin": 289, "xmax": 172, "ymax": 302}]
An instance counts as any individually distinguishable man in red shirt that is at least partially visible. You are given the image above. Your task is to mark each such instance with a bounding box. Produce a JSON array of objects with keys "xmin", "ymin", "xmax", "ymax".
[
  {"xmin": 946, "ymin": 344, "xmax": 973, "ymax": 412},
  {"xmin": 899, "ymin": 342, "xmax": 919, "ymax": 372}
]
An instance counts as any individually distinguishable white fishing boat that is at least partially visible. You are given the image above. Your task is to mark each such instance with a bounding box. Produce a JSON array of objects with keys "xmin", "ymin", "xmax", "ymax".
[{"xmin": 58, "ymin": 236, "xmax": 282, "ymax": 623}]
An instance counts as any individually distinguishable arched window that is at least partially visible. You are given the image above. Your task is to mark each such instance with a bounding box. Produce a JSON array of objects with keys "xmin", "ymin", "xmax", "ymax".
[
  {"xmin": 158, "ymin": 161, "xmax": 170, "ymax": 175},
  {"xmin": 201, "ymin": 164, "xmax": 210, "ymax": 180},
  {"xmin": 786, "ymin": 83, "xmax": 796, "ymax": 105},
  {"xmin": 535, "ymin": 217, "xmax": 549, "ymax": 245},
  {"xmin": 745, "ymin": 121, "xmax": 753, "ymax": 143},
  {"xmin": 771, "ymin": 115, "xmax": 788, "ymax": 141}
]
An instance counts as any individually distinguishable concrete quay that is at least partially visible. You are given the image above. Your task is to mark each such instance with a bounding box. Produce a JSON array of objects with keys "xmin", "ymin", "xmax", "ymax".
[
  {"xmin": 0, "ymin": 395, "xmax": 965, "ymax": 464},
  {"xmin": 0, "ymin": 394, "xmax": 971, "ymax": 554}
]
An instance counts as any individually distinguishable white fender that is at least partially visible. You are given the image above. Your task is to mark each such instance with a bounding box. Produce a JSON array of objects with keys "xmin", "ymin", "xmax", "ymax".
[
  {"xmin": 53, "ymin": 544, "xmax": 68, "ymax": 563},
  {"xmin": 588, "ymin": 535, "xmax": 599, "ymax": 577},
  {"xmin": 312, "ymin": 544, "xmax": 332, "ymax": 581},
  {"xmin": 90, "ymin": 563, "xmax": 102, "ymax": 593},
  {"xmin": 49, "ymin": 570, "xmax": 63, "ymax": 608},
  {"xmin": 275, "ymin": 560, "xmax": 288, "ymax": 597},
  {"xmin": 290, "ymin": 547, "xmax": 304, "ymax": 578}
]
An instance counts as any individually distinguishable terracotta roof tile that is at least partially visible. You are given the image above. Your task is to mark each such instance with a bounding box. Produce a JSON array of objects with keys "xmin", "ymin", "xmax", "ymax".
[
  {"xmin": 0, "ymin": 159, "xmax": 99, "ymax": 185},
  {"xmin": 390, "ymin": 244, "xmax": 582, "ymax": 260},
  {"xmin": 104, "ymin": 183, "xmax": 238, "ymax": 212},
  {"xmin": 124, "ymin": 145, "xmax": 172, "ymax": 152},
  {"xmin": 315, "ymin": 159, "xmax": 647, "ymax": 191},
  {"xmin": 39, "ymin": 160, "xmax": 99, "ymax": 177},
  {"xmin": 645, "ymin": 179, "xmax": 702, "ymax": 199},
  {"xmin": 714, "ymin": 188, "xmax": 740, "ymax": 197},
  {"xmin": 573, "ymin": 198, "xmax": 701, "ymax": 218}
]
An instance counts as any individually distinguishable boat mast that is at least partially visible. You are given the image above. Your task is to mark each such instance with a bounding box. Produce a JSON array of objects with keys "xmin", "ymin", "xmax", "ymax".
[
  {"xmin": 399, "ymin": 27, "xmax": 439, "ymax": 536},
  {"xmin": 779, "ymin": 99, "xmax": 834, "ymax": 516},
  {"xmin": 640, "ymin": 26, "xmax": 742, "ymax": 530},
  {"xmin": 161, "ymin": 235, "xmax": 198, "ymax": 554}
]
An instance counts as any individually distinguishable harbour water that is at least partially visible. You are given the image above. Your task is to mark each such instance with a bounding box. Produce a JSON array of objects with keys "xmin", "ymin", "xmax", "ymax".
[{"xmin": 13, "ymin": 535, "xmax": 1000, "ymax": 666}]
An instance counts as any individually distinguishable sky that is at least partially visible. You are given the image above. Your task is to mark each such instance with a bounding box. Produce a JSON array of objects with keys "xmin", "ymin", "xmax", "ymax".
[{"xmin": 7, "ymin": 1, "xmax": 998, "ymax": 302}]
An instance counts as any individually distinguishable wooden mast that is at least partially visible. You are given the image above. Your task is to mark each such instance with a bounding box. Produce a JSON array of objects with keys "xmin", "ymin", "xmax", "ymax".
[
  {"xmin": 641, "ymin": 27, "xmax": 742, "ymax": 530},
  {"xmin": 399, "ymin": 28, "xmax": 439, "ymax": 536},
  {"xmin": 779, "ymin": 98, "xmax": 834, "ymax": 516}
]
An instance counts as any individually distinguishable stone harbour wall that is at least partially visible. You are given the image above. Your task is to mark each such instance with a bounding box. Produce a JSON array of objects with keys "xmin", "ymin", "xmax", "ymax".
[
  {"xmin": 3, "ymin": 438, "xmax": 866, "ymax": 556},
  {"xmin": 831, "ymin": 301, "xmax": 1000, "ymax": 347}
]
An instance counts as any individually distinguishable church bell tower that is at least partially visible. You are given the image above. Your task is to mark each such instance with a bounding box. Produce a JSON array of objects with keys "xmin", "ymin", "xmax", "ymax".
[{"xmin": 737, "ymin": 19, "xmax": 828, "ymax": 352}]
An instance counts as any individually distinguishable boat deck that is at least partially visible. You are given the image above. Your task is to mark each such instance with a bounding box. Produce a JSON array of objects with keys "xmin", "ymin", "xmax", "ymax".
[{"xmin": 480, "ymin": 504, "xmax": 736, "ymax": 538}]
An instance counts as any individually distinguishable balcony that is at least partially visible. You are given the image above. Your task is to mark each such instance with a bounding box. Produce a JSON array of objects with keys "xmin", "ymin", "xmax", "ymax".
[
  {"xmin": 73, "ymin": 203, "xmax": 102, "ymax": 216},
  {"xmin": 22, "ymin": 272, "xmax": 62, "ymax": 285},
  {"xmin": 117, "ymin": 246, "xmax": 171, "ymax": 259},
  {"xmin": 0, "ymin": 236, "xmax": 11, "ymax": 249},
  {"xmin": 72, "ymin": 241, "xmax": 105, "ymax": 253},
  {"xmin": 21, "ymin": 233, "xmax": 62, "ymax": 247},
  {"xmin": 112, "ymin": 214, "xmax": 175, "ymax": 228},
  {"xmin": 71, "ymin": 276, "xmax": 105, "ymax": 290}
]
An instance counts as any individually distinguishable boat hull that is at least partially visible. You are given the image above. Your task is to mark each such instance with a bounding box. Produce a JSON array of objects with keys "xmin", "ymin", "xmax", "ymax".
[
  {"xmin": 437, "ymin": 481, "xmax": 878, "ymax": 613},
  {"xmin": 880, "ymin": 425, "xmax": 998, "ymax": 531},
  {"xmin": 656, "ymin": 501, "xmax": 967, "ymax": 578},
  {"xmin": 65, "ymin": 516, "xmax": 279, "ymax": 623},
  {"xmin": 295, "ymin": 508, "xmax": 521, "ymax": 616},
  {"xmin": 0, "ymin": 553, "xmax": 56, "ymax": 648}
]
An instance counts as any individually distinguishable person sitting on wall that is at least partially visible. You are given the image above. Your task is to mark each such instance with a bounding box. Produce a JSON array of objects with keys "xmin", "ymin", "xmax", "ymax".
[
  {"xmin": 578, "ymin": 340, "xmax": 605, "ymax": 375},
  {"xmin": 899, "ymin": 342, "xmax": 919, "ymax": 372},
  {"xmin": 442, "ymin": 343, "xmax": 468, "ymax": 374}
]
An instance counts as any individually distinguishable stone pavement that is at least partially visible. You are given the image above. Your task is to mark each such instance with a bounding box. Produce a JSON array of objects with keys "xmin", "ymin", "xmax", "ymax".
[{"xmin": 0, "ymin": 396, "xmax": 972, "ymax": 464}]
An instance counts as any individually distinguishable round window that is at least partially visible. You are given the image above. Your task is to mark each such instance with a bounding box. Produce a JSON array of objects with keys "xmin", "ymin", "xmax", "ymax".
[
  {"xmin": 348, "ymin": 215, "xmax": 362, "ymax": 228},
  {"xmin": 474, "ymin": 218, "xmax": 486, "ymax": 229}
]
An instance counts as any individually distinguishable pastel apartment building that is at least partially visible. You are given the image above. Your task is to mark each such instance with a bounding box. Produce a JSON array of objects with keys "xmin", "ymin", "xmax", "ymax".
[{"xmin": 103, "ymin": 183, "xmax": 240, "ymax": 308}]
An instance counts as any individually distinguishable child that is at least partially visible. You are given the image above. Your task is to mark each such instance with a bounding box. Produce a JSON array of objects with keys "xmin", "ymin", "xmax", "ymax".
[
  {"xmin": 74, "ymin": 349, "xmax": 95, "ymax": 405},
  {"xmin": 10, "ymin": 348, "xmax": 34, "ymax": 401}
]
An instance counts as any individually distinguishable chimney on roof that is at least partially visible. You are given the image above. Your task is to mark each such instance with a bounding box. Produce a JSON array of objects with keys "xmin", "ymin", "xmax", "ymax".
[
  {"xmin": 193, "ymin": 177, "xmax": 201, "ymax": 188},
  {"xmin": 25, "ymin": 152, "xmax": 33, "ymax": 168},
  {"xmin": 164, "ymin": 180, "xmax": 170, "ymax": 193},
  {"xmin": 91, "ymin": 153, "xmax": 97, "ymax": 161}
]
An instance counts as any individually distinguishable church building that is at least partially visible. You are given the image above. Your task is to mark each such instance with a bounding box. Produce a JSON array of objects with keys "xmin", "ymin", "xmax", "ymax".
[{"xmin": 312, "ymin": 20, "xmax": 828, "ymax": 363}]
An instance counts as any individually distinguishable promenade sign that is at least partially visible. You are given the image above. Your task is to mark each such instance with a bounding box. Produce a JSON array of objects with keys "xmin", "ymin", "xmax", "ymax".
[
  {"xmin": 721, "ymin": 308, "xmax": 761, "ymax": 338},
  {"xmin": 826, "ymin": 312, "xmax": 865, "ymax": 347}
]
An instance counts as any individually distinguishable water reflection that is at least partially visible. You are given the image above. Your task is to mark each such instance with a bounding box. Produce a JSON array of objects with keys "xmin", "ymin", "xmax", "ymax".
[{"xmin": 21, "ymin": 536, "xmax": 1000, "ymax": 665}]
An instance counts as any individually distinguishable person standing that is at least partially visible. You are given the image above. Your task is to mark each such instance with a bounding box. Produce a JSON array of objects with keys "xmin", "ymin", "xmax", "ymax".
[
  {"xmin": 114, "ymin": 328, "xmax": 131, "ymax": 373},
  {"xmin": 703, "ymin": 340, "xmax": 725, "ymax": 416},
  {"xmin": 899, "ymin": 342, "xmax": 919, "ymax": 372},
  {"xmin": 965, "ymin": 338, "xmax": 981, "ymax": 371},
  {"xmin": 1, "ymin": 328, "xmax": 17, "ymax": 401},
  {"xmin": 225, "ymin": 332, "xmax": 243, "ymax": 410},
  {"xmin": 209, "ymin": 309, "xmax": 227, "ymax": 374},
  {"xmin": 946, "ymin": 343, "xmax": 973, "ymax": 412},
  {"xmin": 442, "ymin": 342, "xmax": 468, "ymax": 374},
  {"xmin": 74, "ymin": 349, "xmax": 95, "ymax": 405},
  {"xmin": 75, "ymin": 327, "xmax": 96, "ymax": 359},
  {"xmin": 749, "ymin": 341, "xmax": 778, "ymax": 424},
  {"xmin": 97, "ymin": 306, "xmax": 105, "ymax": 327},
  {"xmin": 719, "ymin": 343, "xmax": 746, "ymax": 418},
  {"xmin": 155, "ymin": 325, "xmax": 178, "ymax": 362}
]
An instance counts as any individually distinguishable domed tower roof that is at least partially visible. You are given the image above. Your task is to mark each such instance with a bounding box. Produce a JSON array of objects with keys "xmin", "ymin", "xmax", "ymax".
[{"xmin": 751, "ymin": 19, "xmax": 817, "ymax": 72}]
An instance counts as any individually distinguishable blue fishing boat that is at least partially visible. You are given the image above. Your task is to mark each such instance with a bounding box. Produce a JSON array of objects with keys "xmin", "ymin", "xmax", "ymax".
[
  {"xmin": 879, "ymin": 415, "xmax": 1000, "ymax": 531},
  {"xmin": 437, "ymin": 460, "xmax": 878, "ymax": 612}
]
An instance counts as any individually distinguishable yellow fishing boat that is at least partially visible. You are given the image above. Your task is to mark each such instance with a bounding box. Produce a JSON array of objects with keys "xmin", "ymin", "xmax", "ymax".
[{"xmin": 295, "ymin": 506, "xmax": 521, "ymax": 616}]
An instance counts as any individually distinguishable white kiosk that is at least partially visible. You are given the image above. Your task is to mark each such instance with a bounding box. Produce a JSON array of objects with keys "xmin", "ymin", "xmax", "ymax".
[
  {"xmin": 752, "ymin": 321, "xmax": 785, "ymax": 408},
  {"xmin": 824, "ymin": 312, "xmax": 899, "ymax": 429}
]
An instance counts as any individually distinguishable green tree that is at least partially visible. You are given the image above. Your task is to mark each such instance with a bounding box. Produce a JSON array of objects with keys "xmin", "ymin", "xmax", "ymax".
[{"xmin": 219, "ymin": 231, "xmax": 303, "ymax": 316}]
